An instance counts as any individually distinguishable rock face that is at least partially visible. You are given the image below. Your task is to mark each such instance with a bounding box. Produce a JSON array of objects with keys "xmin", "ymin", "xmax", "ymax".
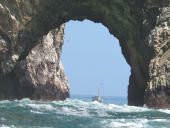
[
  {"xmin": 0, "ymin": 0, "xmax": 169, "ymax": 108},
  {"xmin": 144, "ymin": 6, "xmax": 170, "ymax": 108},
  {"xmin": 14, "ymin": 26, "xmax": 70, "ymax": 100},
  {"xmin": 0, "ymin": 9, "xmax": 69, "ymax": 100}
]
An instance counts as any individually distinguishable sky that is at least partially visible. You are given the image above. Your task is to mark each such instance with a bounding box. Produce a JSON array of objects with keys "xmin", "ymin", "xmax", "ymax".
[{"xmin": 61, "ymin": 20, "xmax": 130, "ymax": 97}]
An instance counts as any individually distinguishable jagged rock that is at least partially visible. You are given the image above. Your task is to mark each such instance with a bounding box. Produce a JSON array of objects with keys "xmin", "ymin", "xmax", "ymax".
[
  {"xmin": 14, "ymin": 25, "xmax": 69, "ymax": 100},
  {"xmin": 0, "ymin": 0, "xmax": 169, "ymax": 108},
  {"xmin": 144, "ymin": 6, "xmax": 170, "ymax": 108}
]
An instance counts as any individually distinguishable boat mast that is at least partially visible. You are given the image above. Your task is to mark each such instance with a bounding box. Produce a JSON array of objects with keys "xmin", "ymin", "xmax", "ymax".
[{"xmin": 98, "ymin": 82, "xmax": 103, "ymax": 96}]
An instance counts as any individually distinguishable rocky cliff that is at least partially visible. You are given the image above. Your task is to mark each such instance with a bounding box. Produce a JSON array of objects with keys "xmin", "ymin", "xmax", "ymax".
[
  {"xmin": 14, "ymin": 26, "xmax": 70, "ymax": 100},
  {"xmin": 144, "ymin": 6, "xmax": 170, "ymax": 109},
  {"xmin": 0, "ymin": 0, "xmax": 169, "ymax": 109},
  {"xmin": 0, "ymin": 4, "xmax": 69, "ymax": 100}
]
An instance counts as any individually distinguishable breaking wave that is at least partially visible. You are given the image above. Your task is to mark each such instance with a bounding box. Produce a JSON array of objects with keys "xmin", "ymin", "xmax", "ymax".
[{"xmin": 0, "ymin": 97, "xmax": 170, "ymax": 128}]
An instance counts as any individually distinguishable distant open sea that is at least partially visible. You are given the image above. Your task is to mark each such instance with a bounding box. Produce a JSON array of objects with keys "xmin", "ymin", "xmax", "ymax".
[{"xmin": 0, "ymin": 95, "xmax": 170, "ymax": 128}]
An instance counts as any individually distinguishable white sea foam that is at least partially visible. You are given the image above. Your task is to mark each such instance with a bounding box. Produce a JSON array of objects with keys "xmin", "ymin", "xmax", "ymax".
[
  {"xmin": 103, "ymin": 103, "xmax": 150, "ymax": 113},
  {"xmin": 30, "ymin": 110, "xmax": 44, "ymax": 114},
  {"xmin": 27, "ymin": 104, "xmax": 54, "ymax": 111},
  {"xmin": 159, "ymin": 109, "xmax": 170, "ymax": 114},
  {"xmin": 0, "ymin": 125, "xmax": 16, "ymax": 128},
  {"xmin": 50, "ymin": 99, "xmax": 152, "ymax": 119},
  {"xmin": 152, "ymin": 119, "xmax": 168, "ymax": 122},
  {"xmin": 0, "ymin": 98, "xmax": 170, "ymax": 128},
  {"xmin": 0, "ymin": 100, "xmax": 10, "ymax": 104},
  {"xmin": 110, "ymin": 121, "xmax": 147, "ymax": 128},
  {"xmin": 62, "ymin": 106, "xmax": 89, "ymax": 116},
  {"xmin": 18, "ymin": 98, "xmax": 31, "ymax": 102},
  {"xmin": 101, "ymin": 119, "xmax": 148, "ymax": 128},
  {"xmin": 81, "ymin": 100, "xmax": 147, "ymax": 112},
  {"xmin": 51, "ymin": 99, "xmax": 151, "ymax": 117}
]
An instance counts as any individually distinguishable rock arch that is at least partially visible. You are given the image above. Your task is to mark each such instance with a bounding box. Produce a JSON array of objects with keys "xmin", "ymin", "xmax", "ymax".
[{"xmin": 0, "ymin": 0, "xmax": 169, "ymax": 108}]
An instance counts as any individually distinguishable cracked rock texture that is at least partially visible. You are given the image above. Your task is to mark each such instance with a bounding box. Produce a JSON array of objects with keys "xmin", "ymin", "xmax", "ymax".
[
  {"xmin": 144, "ymin": 6, "xmax": 170, "ymax": 108},
  {"xmin": 0, "ymin": 0, "xmax": 169, "ymax": 108},
  {"xmin": 15, "ymin": 25, "xmax": 70, "ymax": 100}
]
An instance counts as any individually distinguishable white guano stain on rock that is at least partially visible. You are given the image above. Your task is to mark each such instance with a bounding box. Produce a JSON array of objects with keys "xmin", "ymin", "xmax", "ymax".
[{"xmin": 0, "ymin": 3, "xmax": 3, "ymax": 9}]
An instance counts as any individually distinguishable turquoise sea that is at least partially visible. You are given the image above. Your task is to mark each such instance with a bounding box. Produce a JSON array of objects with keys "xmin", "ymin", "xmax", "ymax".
[{"xmin": 0, "ymin": 95, "xmax": 170, "ymax": 128}]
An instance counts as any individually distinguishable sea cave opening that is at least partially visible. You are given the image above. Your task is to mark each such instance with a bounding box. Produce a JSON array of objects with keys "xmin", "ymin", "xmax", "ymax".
[{"xmin": 61, "ymin": 19, "xmax": 131, "ymax": 104}]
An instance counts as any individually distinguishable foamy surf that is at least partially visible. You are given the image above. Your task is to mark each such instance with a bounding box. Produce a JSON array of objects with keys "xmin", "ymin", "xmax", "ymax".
[{"xmin": 0, "ymin": 96, "xmax": 169, "ymax": 128}]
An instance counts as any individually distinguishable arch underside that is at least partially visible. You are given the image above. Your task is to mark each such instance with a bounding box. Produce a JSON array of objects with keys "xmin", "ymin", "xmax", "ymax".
[{"xmin": 0, "ymin": 0, "xmax": 169, "ymax": 108}]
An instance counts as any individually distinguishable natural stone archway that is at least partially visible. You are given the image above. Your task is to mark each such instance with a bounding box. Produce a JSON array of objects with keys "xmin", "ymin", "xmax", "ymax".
[{"xmin": 0, "ymin": 0, "xmax": 169, "ymax": 108}]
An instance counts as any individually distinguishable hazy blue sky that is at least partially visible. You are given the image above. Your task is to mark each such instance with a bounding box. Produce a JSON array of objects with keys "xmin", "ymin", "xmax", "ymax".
[{"xmin": 61, "ymin": 20, "xmax": 130, "ymax": 97}]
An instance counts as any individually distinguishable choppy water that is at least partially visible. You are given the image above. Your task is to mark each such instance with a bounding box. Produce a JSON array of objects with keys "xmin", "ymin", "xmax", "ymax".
[{"xmin": 0, "ymin": 95, "xmax": 170, "ymax": 128}]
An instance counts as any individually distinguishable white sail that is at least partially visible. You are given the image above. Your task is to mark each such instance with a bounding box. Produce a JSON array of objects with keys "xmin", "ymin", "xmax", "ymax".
[{"xmin": 92, "ymin": 84, "xmax": 103, "ymax": 102}]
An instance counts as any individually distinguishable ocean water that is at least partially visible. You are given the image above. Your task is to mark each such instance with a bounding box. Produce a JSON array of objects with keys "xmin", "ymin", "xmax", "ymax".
[{"xmin": 0, "ymin": 95, "xmax": 170, "ymax": 128}]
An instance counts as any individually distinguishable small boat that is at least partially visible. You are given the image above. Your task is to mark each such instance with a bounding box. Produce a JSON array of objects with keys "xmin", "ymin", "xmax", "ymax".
[
  {"xmin": 92, "ymin": 87, "xmax": 103, "ymax": 102},
  {"xmin": 92, "ymin": 95, "xmax": 103, "ymax": 102}
]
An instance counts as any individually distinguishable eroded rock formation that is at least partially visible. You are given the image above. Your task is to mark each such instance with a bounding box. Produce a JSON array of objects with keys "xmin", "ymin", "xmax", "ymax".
[
  {"xmin": 144, "ymin": 6, "xmax": 170, "ymax": 108},
  {"xmin": 0, "ymin": 0, "xmax": 169, "ymax": 108},
  {"xmin": 15, "ymin": 26, "xmax": 69, "ymax": 100}
]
